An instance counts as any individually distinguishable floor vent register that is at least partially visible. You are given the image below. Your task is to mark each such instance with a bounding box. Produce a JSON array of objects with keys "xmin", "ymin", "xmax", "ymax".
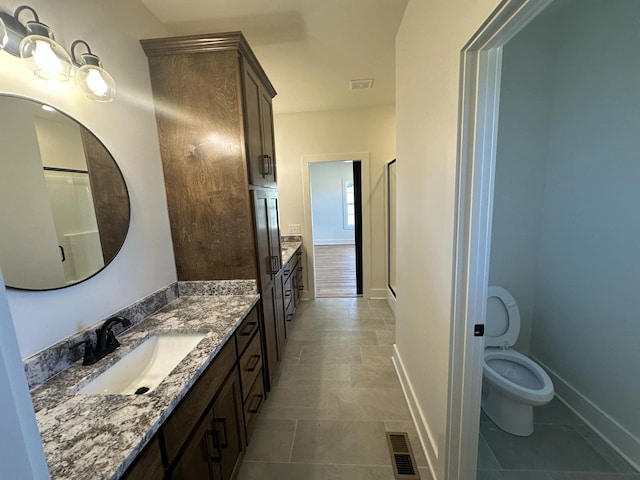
[{"xmin": 386, "ymin": 432, "xmax": 420, "ymax": 479}]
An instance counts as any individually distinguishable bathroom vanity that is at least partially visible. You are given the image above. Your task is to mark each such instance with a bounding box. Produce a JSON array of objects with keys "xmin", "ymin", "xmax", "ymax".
[{"xmin": 31, "ymin": 292, "xmax": 261, "ymax": 480}]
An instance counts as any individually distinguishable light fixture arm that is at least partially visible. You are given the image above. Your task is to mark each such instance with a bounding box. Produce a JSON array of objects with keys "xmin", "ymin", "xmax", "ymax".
[
  {"xmin": 71, "ymin": 39, "xmax": 100, "ymax": 66},
  {"xmin": 13, "ymin": 5, "xmax": 39, "ymax": 24}
]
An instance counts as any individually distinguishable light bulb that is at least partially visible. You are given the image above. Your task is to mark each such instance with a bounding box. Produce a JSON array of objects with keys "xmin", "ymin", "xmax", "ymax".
[
  {"xmin": 32, "ymin": 39, "xmax": 62, "ymax": 75},
  {"xmin": 85, "ymin": 68, "xmax": 109, "ymax": 96},
  {"xmin": 0, "ymin": 18, "xmax": 7, "ymax": 50}
]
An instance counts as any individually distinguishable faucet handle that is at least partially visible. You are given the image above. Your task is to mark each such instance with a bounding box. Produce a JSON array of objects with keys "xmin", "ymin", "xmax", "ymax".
[{"xmin": 72, "ymin": 340, "xmax": 98, "ymax": 366}]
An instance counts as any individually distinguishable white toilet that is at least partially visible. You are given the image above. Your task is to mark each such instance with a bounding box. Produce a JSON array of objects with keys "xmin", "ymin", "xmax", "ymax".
[{"xmin": 481, "ymin": 286, "xmax": 554, "ymax": 436}]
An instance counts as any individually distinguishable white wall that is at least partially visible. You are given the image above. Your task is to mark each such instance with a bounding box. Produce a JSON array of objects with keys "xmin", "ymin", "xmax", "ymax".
[
  {"xmin": 0, "ymin": 0, "xmax": 175, "ymax": 358},
  {"xmin": 488, "ymin": 14, "xmax": 557, "ymax": 354},
  {"xmin": 529, "ymin": 0, "xmax": 640, "ymax": 462},
  {"xmin": 0, "ymin": 270, "xmax": 49, "ymax": 479},
  {"xmin": 395, "ymin": 1, "xmax": 502, "ymax": 478},
  {"xmin": 309, "ymin": 161, "xmax": 355, "ymax": 245},
  {"xmin": 275, "ymin": 106, "xmax": 395, "ymax": 297}
]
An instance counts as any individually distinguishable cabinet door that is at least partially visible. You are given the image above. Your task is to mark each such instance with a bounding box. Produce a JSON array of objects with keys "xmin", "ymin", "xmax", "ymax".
[
  {"xmin": 212, "ymin": 367, "xmax": 245, "ymax": 480},
  {"xmin": 252, "ymin": 190, "xmax": 275, "ymax": 289},
  {"xmin": 260, "ymin": 89, "xmax": 276, "ymax": 187},
  {"xmin": 168, "ymin": 411, "xmax": 216, "ymax": 480},
  {"xmin": 274, "ymin": 270, "xmax": 287, "ymax": 345},
  {"xmin": 243, "ymin": 62, "xmax": 269, "ymax": 187},
  {"xmin": 267, "ymin": 193, "xmax": 281, "ymax": 270},
  {"xmin": 261, "ymin": 283, "xmax": 280, "ymax": 390}
]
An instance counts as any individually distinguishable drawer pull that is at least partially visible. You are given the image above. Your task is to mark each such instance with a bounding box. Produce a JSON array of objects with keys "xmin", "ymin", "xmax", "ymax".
[
  {"xmin": 248, "ymin": 393, "xmax": 264, "ymax": 414},
  {"xmin": 213, "ymin": 418, "xmax": 228, "ymax": 448},
  {"xmin": 207, "ymin": 430, "xmax": 222, "ymax": 463},
  {"xmin": 297, "ymin": 266, "xmax": 303, "ymax": 272},
  {"xmin": 298, "ymin": 285, "xmax": 304, "ymax": 291},
  {"xmin": 246, "ymin": 354, "xmax": 260, "ymax": 372},
  {"xmin": 285, "ymin": 290, "xmax": 291, "ymax": 297},
  {"xmin": 286, "ymin": 314, "xmax": 294, "ymax": 322},
  {"xmin": 240, "ymin": 321, "xmax": 257, "ymax": 337},
  {"xmin": 284, "ymin": 269, "xmax": 290, "ymax": 276}
]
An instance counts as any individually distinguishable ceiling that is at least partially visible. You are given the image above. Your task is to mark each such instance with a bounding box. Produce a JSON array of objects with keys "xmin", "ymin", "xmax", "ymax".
[{"xmin": 140, "ymin": 0, "xmax": 409, "ymax": 114}]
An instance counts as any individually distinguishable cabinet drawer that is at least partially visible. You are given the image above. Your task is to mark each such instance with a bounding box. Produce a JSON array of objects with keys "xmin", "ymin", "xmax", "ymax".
[
  {"xmin": 235, "ymin": 306, "xmax": 259, "ymax": 355},
  {"xmin": 283, "ymin": 274, "xmax": 293, "ymax": 310},
  {"xmin": 162, "ymin": 338, "xmax": 237, "ymax": 465},
  {"xmin": 239, "ymin": 332, "xmax": 263, "ymax": 402},
  {"xmin": 282, "ymin": 260, "xmax": 293, "ymax": 281},
  {"xmin": 243, "ymin": 373, "xmax": 265, "ymax": 442},
  {"xmin": 121, "ymin": 436, "xmax": 164, "ymax": 480}
]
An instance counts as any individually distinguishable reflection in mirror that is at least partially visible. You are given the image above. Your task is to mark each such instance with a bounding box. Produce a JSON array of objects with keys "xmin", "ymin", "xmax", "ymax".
[
  {"xmin": 387, "ymin": 159, "xmax": 397, "ymax": 297},
  {"xmin": 0, "ymin": 96, "xmax": 130, "ymax": 290}
]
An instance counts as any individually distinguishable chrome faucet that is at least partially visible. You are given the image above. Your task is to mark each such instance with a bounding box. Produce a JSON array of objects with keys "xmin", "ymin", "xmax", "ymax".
[{"xmin": 72, "ymin": 316, "xmax": 131, "ymax": 366}]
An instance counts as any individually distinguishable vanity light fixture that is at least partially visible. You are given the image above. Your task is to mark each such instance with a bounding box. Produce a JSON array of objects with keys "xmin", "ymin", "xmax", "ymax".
[
  {"xmin": 71, "ymin": 40, "xmax": 116, "ymax": 102},
  {"xmin": 15, "ymin": 6, "xmax": 72, "ymax": 81}
]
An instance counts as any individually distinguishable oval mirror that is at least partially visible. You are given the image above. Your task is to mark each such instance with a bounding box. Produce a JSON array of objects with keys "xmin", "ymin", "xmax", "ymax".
[{"xmin": 0, "ymin": 96, "xmax": 130, "ymax": 290}]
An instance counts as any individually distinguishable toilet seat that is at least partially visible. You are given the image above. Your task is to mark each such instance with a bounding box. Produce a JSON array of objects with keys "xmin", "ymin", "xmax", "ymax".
[
  {"xmin": 483, "ymin": 348, "xmax": 554, "ymax": 405},
  {"xmin": 485, "ymin": 286, "xmax": 520, "ymax": 348}
]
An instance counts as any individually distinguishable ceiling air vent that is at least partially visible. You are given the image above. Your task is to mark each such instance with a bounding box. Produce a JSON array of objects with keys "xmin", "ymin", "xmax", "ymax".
[{"xmin": 349, "ymin": 78, "xmax": 374, "ymax": 90}]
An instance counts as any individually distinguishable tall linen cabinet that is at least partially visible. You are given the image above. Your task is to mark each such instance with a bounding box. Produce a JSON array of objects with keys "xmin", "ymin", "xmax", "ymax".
[{"xmin": 141, "ymin": 32, "xmax": 283, "ymax": 391}]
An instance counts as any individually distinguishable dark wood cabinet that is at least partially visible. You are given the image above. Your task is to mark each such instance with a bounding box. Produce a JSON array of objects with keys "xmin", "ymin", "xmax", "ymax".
[
  {"xmin": 243, "ymin": 60, "xmax": 276, "ymax": 188},
  {"xmin": 169, "ymin": 410, "xmax": 216, "ymax": 480},
  {"xmin": 212, "ymin": 368, "xmax": 245, "ymax": 480},
  {"xmin": 121, "ymin": 437, "xmax": 165, "ymax": 480}
]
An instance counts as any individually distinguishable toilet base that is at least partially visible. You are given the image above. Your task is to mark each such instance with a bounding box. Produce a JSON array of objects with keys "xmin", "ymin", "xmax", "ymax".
[{"xmin": 481, "ymin": 382, "xmax": 534, "ymax": 437}]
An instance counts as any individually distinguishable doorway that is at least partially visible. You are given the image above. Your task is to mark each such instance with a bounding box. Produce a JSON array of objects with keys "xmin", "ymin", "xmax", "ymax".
[
  {"xmin": 301, "ymin": 152, "xmax": 370, "ymax": 300},
  {"xmin": 308, "ymin": 160, "xmax": 363, "ymax": 298},
  {"xmin": 451, "ymin": 0, "xmax": 640, "ymax": 477}
]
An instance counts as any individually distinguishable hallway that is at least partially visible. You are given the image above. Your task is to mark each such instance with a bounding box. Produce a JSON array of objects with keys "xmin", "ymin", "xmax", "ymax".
[{"xmin": 238, "ymin": 297, "xmax": 431, "ymax": 479}]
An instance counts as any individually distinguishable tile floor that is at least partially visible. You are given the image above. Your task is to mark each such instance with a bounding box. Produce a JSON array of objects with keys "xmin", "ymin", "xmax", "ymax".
[
  {"xmin": 237, "ymin": 297, "xmax": 433, "ymax": 480},
  {"xmin": 237, "ymin": 297, "xmax": 639, "ymax": 480},
  {"xmin": 478, "ymin": 398, "xmax": 640, "ymax": 479}
]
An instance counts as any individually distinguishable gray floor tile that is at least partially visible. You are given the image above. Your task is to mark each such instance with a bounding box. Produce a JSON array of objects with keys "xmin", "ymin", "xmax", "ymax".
[
  {"xmin": 534, "ymin": 397, "xmax": 585, "ymax": 426},
  {"xmin": 237, "ymin": 461, "xmax": 326, "ymax": 480},
  {"xmin": 376, "ymin": 329, "xmax": 395, "ymax": 346},
  {"xmin": 572, "ymin": 425, "xmax": 637, "ymax": 474},
  {"xmin": 324, "ymin": 330, "xmax": 379, "ymax": 346},
  {"xmin": 351, "ymin": 364, "xmax": 401, "ymax": 389},
  {"xmin": 549, "ymin": 473, "xmax": 640, "ymax": 480},
  {"xmin": 361, "ymin": 345, "xmax": 394, "ymax": 366},
  {"xmin": 275, "ymin": 362, "xmax": 352, "ymax": 387},
  {"xmin": 299, "ymin": 345, "xmax": 363, "ymax": 364},
  {"xmin": 477, "ymin": 471, "xmax": 554, "ymax": 480},
  {"xmin": 477, "ymin": 433, "xmax": 501, "ymax": 469},
  {"xmin": 481, "ymin": 423, "xmax": 618, "ymax": 472},
  {"xmin": 327, "ymin": 387, "xmax": 411, "ymax": 421},
  {"xmin": 243, "ymin": 418, "xmax": 296, "ymax": 462},
  {"xmin": 291, "ymin": 419, "xmax": 390, "ymax": 465},
  {"xmin": 324, "ymin": 464, "xmax": 396, "ymax": 480}
]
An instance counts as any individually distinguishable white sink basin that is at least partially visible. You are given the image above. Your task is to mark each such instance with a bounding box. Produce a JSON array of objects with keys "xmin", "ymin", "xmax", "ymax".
[{"xmin": 76, "ymin": 334, "xmax": 205, "ymax": 395}]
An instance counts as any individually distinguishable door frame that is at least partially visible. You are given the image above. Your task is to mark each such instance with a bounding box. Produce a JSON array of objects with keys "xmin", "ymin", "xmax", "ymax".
[
  {"xmin": 447, "ymin": 0, "xmax": 553, "ymax": 478},
  {"xmin": 301, "ymin": 152, "xmax": 371, "ymax": 299}
]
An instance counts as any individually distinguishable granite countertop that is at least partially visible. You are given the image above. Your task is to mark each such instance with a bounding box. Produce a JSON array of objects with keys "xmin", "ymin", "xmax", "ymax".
[
  {"xmin": 281, "ymin": 240, "xmax": 302, "ymax": 266},
  {"xmin": 30, "ymin": 294, "xmax": 259, "ymax": 480}
]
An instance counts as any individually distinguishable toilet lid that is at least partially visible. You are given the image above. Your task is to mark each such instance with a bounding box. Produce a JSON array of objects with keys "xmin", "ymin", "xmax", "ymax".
[{"xmin": 485, "ymin": 286, "xmax": 520, "ymax": 347}]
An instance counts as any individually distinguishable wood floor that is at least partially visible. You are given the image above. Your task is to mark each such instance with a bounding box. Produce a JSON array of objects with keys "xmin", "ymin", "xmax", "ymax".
[{"xmin": 314, "ymin": 244, "xmax": 357, "ymax": 298}]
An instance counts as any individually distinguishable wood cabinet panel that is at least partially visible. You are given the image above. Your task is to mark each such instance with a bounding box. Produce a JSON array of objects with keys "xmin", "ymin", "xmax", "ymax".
[
  {"xmin": 260, "ymin": 283, "xmax": 279, "ymax": 390},
  {"xmin": 212, "ymin": 367, "xmax": 245, "ymax": 480},
  {"xmin": 235, "ymin": 307, "xmax": 259, "ymax": 356},
  {"xmin": 238, "ymin": 332, "xmax": 262, "ymax": 402},
  {"xmin": 168, "ymin": 410, "xmax": 216, "ymax": 480},
  {"xmin": 243, "ymin": 370, "xmax": 265, "ymax": 442},
  {"xmin": 121, "ymin": 436, "xmax": 164, "ymax": 480},
  {"xmin": 163, "ymin": 339, "xmax": 236, "ymax": 465},
  {"xmin": 145, "ymin": 50, "xmax": 256, "ymax": 282}
]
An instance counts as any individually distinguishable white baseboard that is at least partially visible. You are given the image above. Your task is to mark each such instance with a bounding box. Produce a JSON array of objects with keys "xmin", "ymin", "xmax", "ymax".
[
  {"xmin": 386, "ymin": 288, "xmax": 396, "ymax": 315},
  {"xmin": 368, "ymin": 287, "xmax": 388, "ymax": 299},
  {"xmin": 534, "ymin": 356, "xmax": 640, "ymax": 471},
  {"xmin": 392, "ymin": 345, "xmax": 439, "ymax": 480}
]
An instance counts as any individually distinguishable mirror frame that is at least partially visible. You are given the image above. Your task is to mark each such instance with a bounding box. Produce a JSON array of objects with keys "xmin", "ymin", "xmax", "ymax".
[{"xmin": 1, "ymin": 94, "xmax": 131, "ymax": 291}]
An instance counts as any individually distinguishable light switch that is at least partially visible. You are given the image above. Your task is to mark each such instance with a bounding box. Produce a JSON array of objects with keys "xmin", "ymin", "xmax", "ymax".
[{"xmin": 288, "ymin": 224, "xmax": 301, "ymax": 235}]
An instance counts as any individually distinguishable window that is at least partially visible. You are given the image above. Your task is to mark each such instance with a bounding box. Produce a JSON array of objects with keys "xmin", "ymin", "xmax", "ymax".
[{"xmin": 343, "ymin": 179, "xmax": 355, "ymax": 229}]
